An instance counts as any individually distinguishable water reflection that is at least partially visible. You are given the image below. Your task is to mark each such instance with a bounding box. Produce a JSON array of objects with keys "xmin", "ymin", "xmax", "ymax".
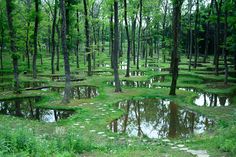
[
  {"xmin": 109, "ymin": 99, "xmax": 214, "ymax": 139},
  {"xmin": 129, "ymin": 71, "xmax": 145, "ymax": 76},
  {"xmin": 194, "ymin": 93, "xmax": 230, "ymax": 107},
  {"xmin": 0, "ymin": 97, "xmax": 74, "ymax": 122},
  {"xmin": 51, "ymin": 76, "xmax": 85, "ymax": 82},
  {"xmin": 42, "ymin": 86, "xmax": 99, "ymax": 99},
  {"xmin": 178, "ymin": 88, "xmax": 231, "ymax": 107},
  {"xmin": 108, "ymin": 76, "xmax": 165, "ymax": 88}
]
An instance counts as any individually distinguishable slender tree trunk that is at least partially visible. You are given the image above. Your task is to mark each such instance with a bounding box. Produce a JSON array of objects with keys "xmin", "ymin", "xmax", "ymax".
[
  {"xmin": 132, "ymin": 17, "xmax": 137, "ymax": 65},
  {"xmin": 102, "ymin": 23, "xmax": 105, "ymax": 52},
  {"xmin": 56, "ymin": 24, "xmax": 60, "ymax": 71},
  {"xmin": 119, "ymin": 22, "xmax": 123, "ymax": 57},
  {"xmin": 203, "ymin": 0, "xmax": 213, "ymax": 63},
  {"xmin": 83, "ymin": 0, "xmax": 92, "ymax": 76},
  {"xmin": 136, "ymin": 0, "xmax": 142, "ymax": 70},
  {"xmin": 188, "ymin": 0, "xmax": 193, "ymax": 71},
  {"xmin": 51, "ymin": 0, "xmax": 58, "ymax": 74},
  {"xmin": 0, "ymin": 22, "xmax": 3, "ymax": 70},
  {"xmin": 6, "ymin": 0, "xmax": 20, "ymax": 94},
  {"xmin": 194, "ymin": 0, "xmax": 199, "ymax": 69},
  {"xmin": 76, "ymin": 9, "xmax": 80, "ymax": 68},
  {"xmin": 214, "ymin": 0, "xmax": 223, "ymax": 76},
  {"xmin": 60, "ymin": 0, "xmax": 71, "ymax": 104},
  {"xmin": 124, "ymin": 0, "xmax": 131, "ymax": 77},
  {"xmin": 33, "ymin": 0, "xmax": 39, "ymax": 79},
  {"xmin": 162, "ymin": 0, "xmax": 168, "ymax": 49},
  {"xmin": 169, "ymin": 0, "xmax": 183, "ymax": 95},
  {"xmin": 26, "ymin": 22, "xmax": 30, "ymax": 70},
  {"xmin": 110, "ymin": 6, "xmax": 114, "ymax": 69},
  {"xmin": 223, "ymin": 10, "xmax": 228, "ymax": 85},
  {"xmin": 113, "ymin": 0, "xmax": 122, "ymax": 92}
]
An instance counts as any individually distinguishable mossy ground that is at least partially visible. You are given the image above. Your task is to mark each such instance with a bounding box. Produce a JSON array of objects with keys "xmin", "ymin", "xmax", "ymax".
[{"xmin": 0, "ymin": 52, "xmax": 236, "ymax": 156}]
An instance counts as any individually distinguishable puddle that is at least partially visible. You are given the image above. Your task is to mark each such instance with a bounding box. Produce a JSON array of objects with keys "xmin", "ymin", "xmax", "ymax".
[
  {"xmin": 108, "ymin": 76, "xmax": 165, "ymax": 88},
  {"xmin": 0, "ymin": 77, "xmax": 13, "ymax": 83},
  {"xmin": 129, "ymin": 71, "xmax": 145, "ymax": 76},
  {"xmin": 97, "ymin": 64, "xmax": 110, "ymax": 68},
  {"xmin": 93, "ymin": 71, "xmax": 112, "ymax": 76},
  {"xmin": 0, "ymin": 97, "xmax": 74, "ymax": 122},
  {"xmin": 41, "ymin": 86, "xmax": 99, "ymax": 99},
  {"xmin": 0, "ymin": 84, "xmax": 12, "ymax": 92},
  {"xmin": 194, "ymin": 93, "xmax": 230, "ymax": 107},
  {"xmin": 23, "ymin": 82, "xmax": 47, "ymax": 89},
  {"xmin": 178, "ymin": 88, "xmax": 231, "ymax": 107},
  {"xmin": 51, "ymin": 76, "xmax": 85, "ymax": 82},
  {"xmin": 109, "ymin": 99, "xmax": 214, "ymax": 139}
]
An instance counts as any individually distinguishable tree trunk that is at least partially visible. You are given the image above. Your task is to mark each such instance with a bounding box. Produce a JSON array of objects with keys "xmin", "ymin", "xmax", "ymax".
[
  {"xmin": 6, "ymin": 0, "xmax": 20, "ymax": 94},
  {"xmin": 203, "ymin": 0, "xmax": 213, "ymax": 63},
  {"xmin": 76, "ymin": 9, "xmax": 80, "ymax": 68},
  {"xmin": 223, "ymin": 10, "xmax": 228, "ymax": 85},
  {"xmin": 56, "ymin": 24, "xmax": 60, "ymax": 71},
  {"xmin": 188, "ymin": 0, "xmax": 193, "ymax": 71},
  {"xmin": 119, "ymin": 22, "xmax": 123, "ymax": 57},
  {"xmin": 169, "ymin": 0, "xmax": 183, "ymax": 96},
  {"xmin": 193, "ymin": 0, "xmax": 199, "ymax": 69},
  {"xmin": 132, "ymin": 16, "xmax": 137, "ymax": 65},
  {"xmin": 110, "ymin": 5, "xmax": 114, "ymax": 69},
  {"xmin": 124, "ymin": 0, "xmax": 131, "ymax": 77},
  {"xmin": 113, "ymin": 0, "xmax": 122, "ymax": 92},
  {"xmin": 214, "ymin": 0, "xmax": 223, "ymax": 76},
  {"xmin": 60, "ymin": 0, "xmax": 71, "ymax": 104},
  {"xmin": 33, "ymin": 0, "xmax": 39, "ymax": 79},
  {"xmin": 136, "ymin": 0, "xmax": 142, "ymax": 70},
  {"xmin": 51, "ymin": 0, "xmax": 58, "ymax": 74},
  {"xmin": 102, "ymin": 23, "xmax": 105, "ymax": 52},
  {"xmin": 83, "ymin": 0, "xmax": 92, "ymax": 76},
  {"xmin": 26, "ymin": 22, "xmax": 30, "ymax": 70},
  {"xmin": 0, "ymin": 22, "xmax": 3, "ymax": 70}
]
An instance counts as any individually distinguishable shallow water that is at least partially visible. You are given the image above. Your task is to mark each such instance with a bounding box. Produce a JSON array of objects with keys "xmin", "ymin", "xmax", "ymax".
[
  {"xmin": 178, "ymin": 88, "xmax": 231, "ymax": 107},
  {"xmin": 108, "ymin": 76, "xmax": 165, "ymax": 88},
  {"xmin": 109, "ymin": 99, "xmax": 214, "ymax": 139},
  {"xmin": 51, "ymin": 76, "xmax": 85, "ymax": 82},
  {"xmin": 41, "ymin": 86, "xmax": 99, "ymax": 99},
  {"xmin": 129, "ymin": 71, "xmax": 145, "ymax": 76},
  {"xmin": 0, "ymin": 97, "xmax": 74, "ymax": 122}
]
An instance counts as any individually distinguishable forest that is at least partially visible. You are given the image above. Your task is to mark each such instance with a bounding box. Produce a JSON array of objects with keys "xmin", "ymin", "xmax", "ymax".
[{"xmin": 0, "ymin": 0, "xmax": 236, "ymax": 156}]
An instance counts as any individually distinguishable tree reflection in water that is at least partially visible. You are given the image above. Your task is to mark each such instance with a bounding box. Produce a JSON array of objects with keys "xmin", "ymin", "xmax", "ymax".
[
  {"xmin": 0, "ymin": 97, "xmax": 74, "ymax": 122},
  {"xmin": 109, "ymin": 99, "xmax": 214, "ymax": 139}
]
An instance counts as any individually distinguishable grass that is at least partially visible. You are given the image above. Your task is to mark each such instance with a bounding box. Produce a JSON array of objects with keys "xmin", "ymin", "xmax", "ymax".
[{"xmin": 0, "ymin": 51, "xmax": 236, "ymax": 156}]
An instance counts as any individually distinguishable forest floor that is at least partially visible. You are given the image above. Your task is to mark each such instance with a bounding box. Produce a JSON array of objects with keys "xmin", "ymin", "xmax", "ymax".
[{"xmin": 0, "ymin": 52, "xmax": 236, "ymax": 157}]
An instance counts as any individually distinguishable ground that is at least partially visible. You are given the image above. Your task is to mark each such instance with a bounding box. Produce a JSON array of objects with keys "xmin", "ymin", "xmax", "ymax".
[{"xmin": 0, "ymin": 52, "xmax": 236, "ymax": 157}]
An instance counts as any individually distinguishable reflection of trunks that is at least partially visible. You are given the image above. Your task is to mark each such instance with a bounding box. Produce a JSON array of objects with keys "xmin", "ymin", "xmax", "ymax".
[
  {"xmin": 178, "ymin": 87, "xmax": 231, "ymax": 107},
  {"xmin": 108, "ymin": 75, "xmax": 165, "ymax": 88},
  {"xmin": 109, "ymin": 99, "xmax": 214, "ymax": 139},
  {"xmin": 0, "ymin": 97, "xmax": 74, "ymax": 122},
  {"xmin": 43, "ymin": 86, "xmax": 99, "ymax": 99}
]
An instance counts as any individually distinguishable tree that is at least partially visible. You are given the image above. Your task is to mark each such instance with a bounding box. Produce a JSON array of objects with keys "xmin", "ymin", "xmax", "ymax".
[
  {"xmin": 223, "ymin": 8, "xmax": 228, "ymax": 85},
  {"xmin": 203, "ymin": 0, "xmax": 213, "ymax": 63},
  {"xmin": 113, "ymin": 0, "xmax": 122, "ymax": 92},
  {"xmin": 32, "ymin": 0, "xmax": 40, "ymax": 79},
  {"xmin": 214, "ymin": 0, "xmax": 223, "ymax": 76},
  {"xmin": 83, "ymin": 0, "xmax": 92, "ymax": 76},
  {"xmin": 188, "ymin": 0, "xmax": 193, "ymax": 71},
  {"xmin": 124, "ymin": 0, "xmax": 131, "ymax": 77},
  {"xmin": 169, "ymin": 0, "xmax": 183, "ymax": 95},
  {"xmin": 51, "ymin": 0, "xmax": 58, "ymax": 74},
  {"xmin": 6, "ymin": 0, "xmax": 21, "ymax": 94},
  {"xmin": 193, "ymin": 0, "xmax": 199, "ymax": 69},
  {"xmin": 60, "ymin": 0, "xmax": 71, "ymax": 104},
  {"xmin": 136, "ymin": 0, "xmax": 142, "ymax": 70},
  {"xmin": 0, "ymin": 4, "xmax": 5, "ymax": 70}
]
